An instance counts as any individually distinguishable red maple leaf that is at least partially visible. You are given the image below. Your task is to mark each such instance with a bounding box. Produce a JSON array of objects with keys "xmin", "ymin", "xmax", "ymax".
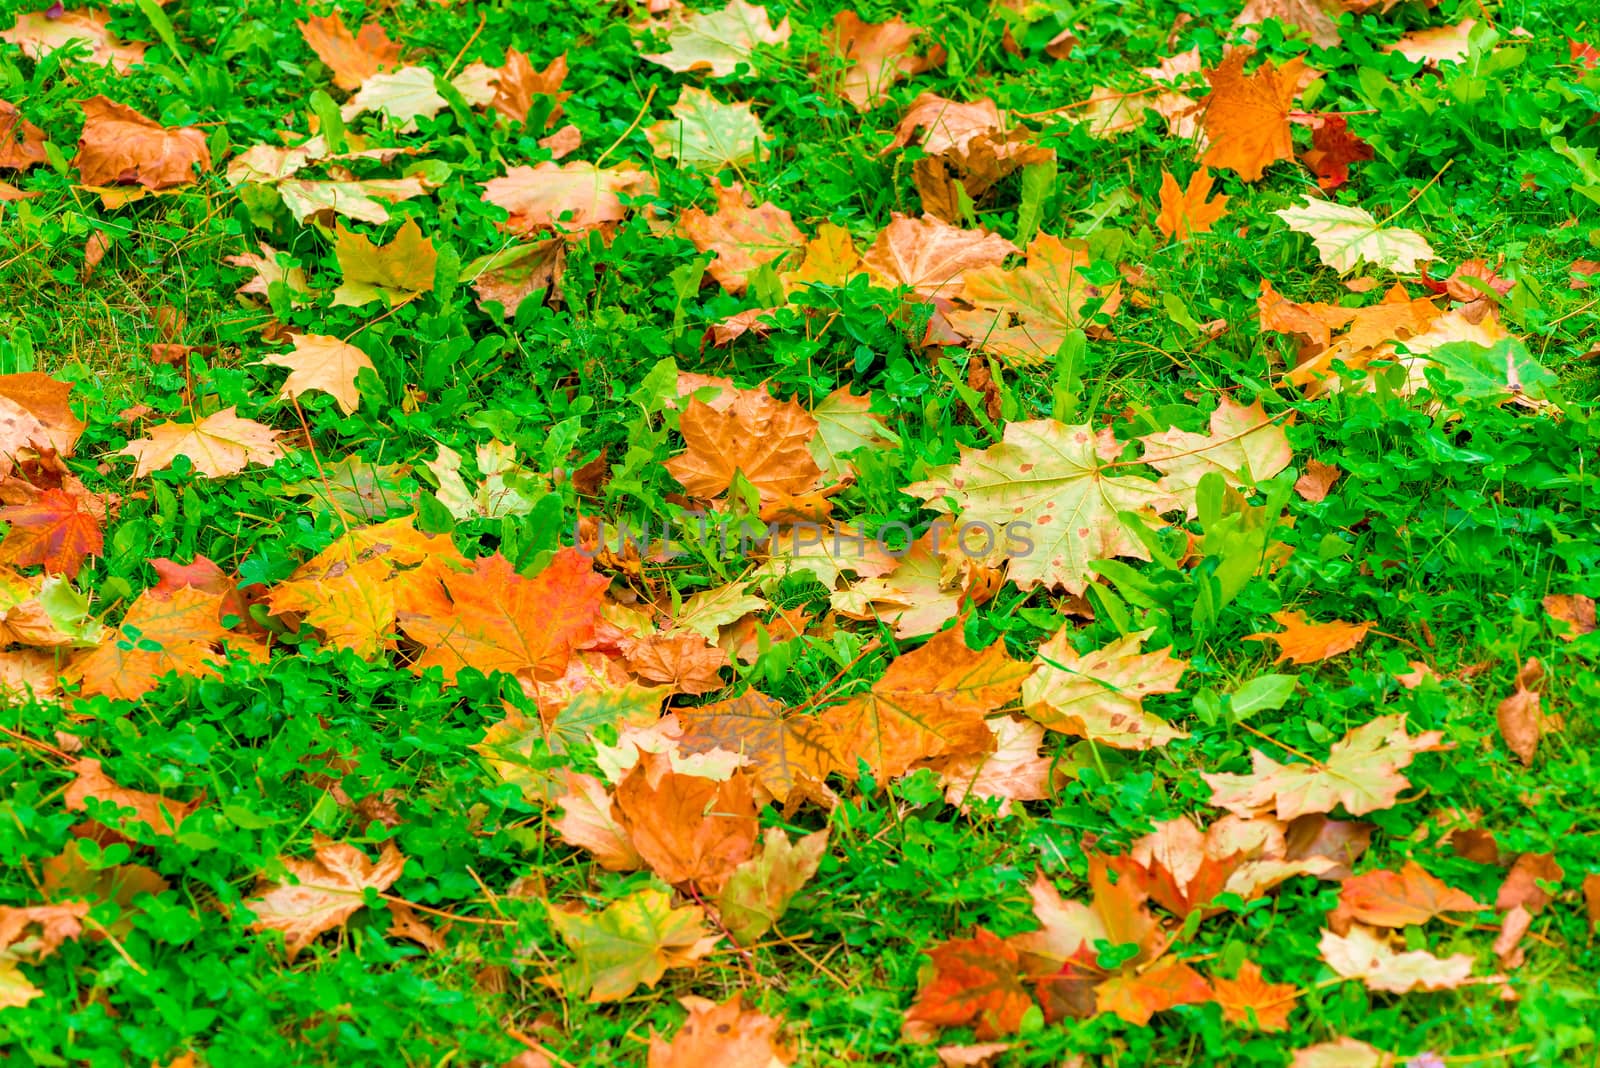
[
  {"xmin": 905, "ymin": 927, "xmax": 1033, "ymax": 1039},
  {"xmin": 0, "ymin": 487, "xmax": 104, "ymax": 576}
]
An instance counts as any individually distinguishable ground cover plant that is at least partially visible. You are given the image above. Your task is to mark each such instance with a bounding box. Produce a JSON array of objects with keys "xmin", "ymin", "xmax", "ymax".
[{"xmin": 1, "ymin": 0, "xmax": 1599, "ymax": 1063}]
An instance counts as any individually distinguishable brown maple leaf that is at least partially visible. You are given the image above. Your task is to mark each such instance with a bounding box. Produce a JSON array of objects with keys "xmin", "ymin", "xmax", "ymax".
[
  {"xmin": 1496, "ymin": 657, "xmax": 1559, "ymax": 765},
  {"xmin": 1156, "ymin": 168, "xmax": 1229, "ymax": 241},
  {"xmin": 396, "ymin": 548, "xmax": 608, "ymax": 686},
  {"xmin": 488, "ymin": 50, "xmax": 569, "ymax": 126},
  {"xmin": 73, "ymin": 96, "xmax": 211, "ymax": 190},
  {"xmin": 242, "ymin": 834, "xmax": 406, "ymax": 960},
  {"xmin": 0, "ymin": 373, "xmax": 87, "ymax": 472},
  {"xmin": 905, "ymin": 928, "xmax": 1033, "ymax": 1040},
  {"xmin": 1543, "ymin": 593, "xmax": 1596, "ymax": 641},
  {"xmin": 1200, "ymin": 51, "xmax": 1306, "ymax": 182},
  {"xmin": 0, "ymin": 9, "xmax": 145, "ymax": 72},
  {"xmin": 552, "ymin": 770, "xmax": 642, "ymax": 872},
  {"xmin": 680, "ymin": 180, "xmax": 805, "ymax": 294},
  {"xmin": 118, "ymin": 407, "xmax": 285, "ymax": 478},
  {"xmin": 297, "ymin": 12, "xmax": 402, "ymax": 91},
  {"xmin": 482, "ymin": 160, "xmax": 656, "ymax": 237},
  {"xmin": 612, "ymin": 751, "xmax": 759, "ymax": 893},
  {"xmin": 0, "ymin": 901, "xmax": 89, "ymax": 960},
  {"xmin": 1, "ymin": 99, "xmax": 47, "ymax": 172},
  {"xmin": 818, "ymin": 626, "xmax": 1030, "ymax": 782},
  {"xmin": 664, "ymin": 390, "xmax": 821, "ymax": 502},
  {"xmin": 619, "ymin": 630, "xmax": 729, "ymax": 695}
]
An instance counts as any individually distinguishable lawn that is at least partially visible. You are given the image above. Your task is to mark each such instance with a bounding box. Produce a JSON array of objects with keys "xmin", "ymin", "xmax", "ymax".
[{"xmin": 2, "ymin": 0, "xmax": 1599, "ymax": 1065}]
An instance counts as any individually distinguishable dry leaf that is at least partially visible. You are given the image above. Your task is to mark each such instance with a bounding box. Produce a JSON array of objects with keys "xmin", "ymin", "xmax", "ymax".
[
  {"xmin": 74, "ymin": 96, "xmax": 210, "ymax": 189},
  {"xmin": 260, "ymin": 334, "xmax": 375, "ymax": 415},
  {"xmin": 1245, "ymin": 611, "xmax": 1372, "ymax": 665},
  {"xmin": 1201, "ymin": 51, "xmax": 1306, "ymax": 182},
  {"xmin": 118, "ymin": 408, "xmax": 285, "ymax": 478},
  {"xmin": 242, "ymin": 835, "xmax": 406, "ymax": 960}
]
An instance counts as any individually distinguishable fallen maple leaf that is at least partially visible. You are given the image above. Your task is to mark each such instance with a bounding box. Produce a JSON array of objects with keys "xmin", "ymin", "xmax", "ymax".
[
  {"xmin": 1318, "ymin": 925, "xmax": 1475, "ymax": 993},
  {"xmin": 552, "ymin": 771, "xmax": 643, "ymax": 872},
  {"xmin": 716, "ymin": 826, "xmax": 828, "ymax": 943},
  {"xmin": 482, "ymin": 160, "xmax": 655, "ymax": 237},
  {"xmin": 0, "ymin": 373, "xmax": 86, "ymax": 469},
  {"xmin": 905, "ymin": 420, "xmax": 1178, "ymax": 593},
  {"xmin": 1023, "ymin": 627, "xmax": 1188, "ymax": 748},
  {"xmin": 1385, "ymin": 19, "xmax": 1476, "ymax": 66},
  {"xmin": 648, "ymin": 994, "xmax": 792, "ymax": 1067},
  {"xmin": 1156, "ymin": 168, "xmax": 1229, "ymax": 241},
  {"xmin": 1094, "ymin": 957, "xmax": 1213, "ymax": 1027},
  {"xmin": 680, "ymin": 180, "xmax": 804, "ymax": 293},
  {"xmin": 1300, "ymin": 115, "xmax": 1374, "ymax": 190},
  {"xmin": 0, "ymin": 487, "xmax": 103, "ymax": 576},
  {"xmin": 783, "ymin": 222, "xmax": 864, "ymax": 292},
  {"xmin": 613, "ymin": 751, "xmax": 759, "ymax": 892},
  {"xmin": 118, "ymin": 407, "xmax": 285, "ymax": 478},
  {"xmin": 1495, "ymin": 852, "xmax": 1562, "ymax": 914},
  {"xmin": 1276, "ymin": 198, "xmax": 1435, "ymax": 275},
  {"xmin": 64, "ymin": 757, "xmax": 197, "ymax": 838},
  {"xmin": 331, "ymin": 218, "xmax": 438, "ymax": 306},
  {"xmin": 268, "ymin": 515, "xmax": 459, "ymax": 657},
  {"xmin": 242, "ymin": 834, "xmax": 406, "ymax": 960},
  {"xmin": 1210, "ymin": 960, "xmax": 1297, "ymax": 1031},
  {"xmin": 1543, "ymin": 593, "xmax": 1596, "ymax": 640},
  {"xmin": 1140, "ymin": 397, "xmax": 1293, "ymax": 514},
  {"xmin": 297, "ymin": 12, "xmax": 401, "ymax": 91},
  {"xmin": 1294, "ymin": 459, "xmax": 1342, "ymax": 501},
  {"xmin": 66, "ymin": 585, "xmax": 240, "ymax": 700},
  {"xmin": 396, "ymin": 548, "xmax": 607, "ymax": 686},
  {"xmin": 862, "ymin": 213, "xmax": 1018, "ymax": 300},
  {"xmin": 1496, "ymin": 657, "xmax": 1558, "ymax": 765},
  {"xmin": 828, "ymin": 11, "xmax": 941, "ymax": 110},
  {"xmin": 640, "ymin": 0, "xmax": 791, "ymax": 77},
  {"xmin": 664, "ymin": 391, "xmax": 820, "ymax": 502},
  {"xmin": 1329, "ymin": 860, "xmax": 1484, "ymax": 933},
  {"xmin": 1, "ymin": 100, "xmax": 47, "ymax": 172},
  {"xmin": 1205, "ymin": 714, "xmax": 1449, "ymax": 820},
  {"xmin": 485, "ymin": 50, "xmax": 570, "ymax": 126},
  {"xmin": 0, "ymin": 9, "xmax": 145, "ymax": 72},
  {"xmin": 339, "ymin": 67, "xmax": 448, "ymax": 132},
  {"xmin": 1289, "ymin": 1039, "xmax": 1399, "ymax": 1068},
  {"xmin": 73, "ymin": 96, "xmax": 210, "ymax": 190},
  {"xmin": 818, "ymin": 626, "xmax": 1030, "ymax": 781},
  {"xmin": 547, "ymin": 887, "xmax": 719, "ymax": 1002},
  {"xmin": 0, "ymin": 901, "xmax": 88, "ymax": 960},
  {"xmin": 466, "ymin": 239, "xmax": 566, "ymax": 317},
  {"xmin": 260, "ymin": 334, "xmax": 375, "ymax": 415},
  {"xmin": 1200, "ymin": 50, "xmax": 1306, "ymax": 182},
  {"xmin": 675, "ymin": 691, "xmax": 833, "ymax": 805},
  {"xmin": 1234, "ymin": 0, "xmax": 1341, "ymax": 49},
  {"xmin": 935, "ymin": 714, "xmax": 1053, "ymax": 813},
  {"xmin": 947, "ymin": 232, "xmax": 1121, "ymax": 365},
  {"xmin": 645, "ymin": 87, "xmax": 770, "ymax": 171},
  {"xmin": 1245, "ymin": 611, "xmax": 1373, "ymax": 665},
  {"xmin": 905, "ymin": 928, "xmax": 1033, "ymax": 1040}
]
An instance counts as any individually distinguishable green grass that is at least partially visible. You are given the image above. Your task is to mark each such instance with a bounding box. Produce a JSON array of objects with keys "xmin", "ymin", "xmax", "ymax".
[{"xmin": 3, "ymin": 0, "xmax": 1600, "ymax": 1064}]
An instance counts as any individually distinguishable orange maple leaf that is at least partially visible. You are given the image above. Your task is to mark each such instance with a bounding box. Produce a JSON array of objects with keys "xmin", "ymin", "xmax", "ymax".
[
  {"xmin": 64, "ymin": 757, "xmax": 198, "ymax": 838},
  {"xmin": 1200, "ymin": 51, "xmax": 1306, "ymax": 182},
  {"xmin": 664, "ymin": 391, "xmax": 821, "ymax": 502},
  {"xmin": 612, "ymin": 751, "xmax": 760, "ymax": 893},
  {"xmin": 395, "ymin": 548, "xmax": 607, "ymax": 685},
  {"xmin": 1245, "ymin": 611, "xmax": 1373, "ymax": 665},
  {"xmin": 675, "ymin": 691, "xmax": 833, "ymax": 805},
  {"xmin": 818, "ymin": 626, "xmax": 1030, "ymax": 782},
  {"xmin": 1329, "ymin": 860, "xmax": 1484, "ymax": 933},
  {"xmin": 1210, "ymin": 960, "xmax": 1297, "ymax": 1031},
  {"xmin": 72, "ymin": 96, "xmax": 211, "ymax": 190},
  {"xmin": 680, "ymin": 180, "xmax": 805, "ymax": 294},
  {"xmin": 647, "ymin": 994, "xmax": 792, "ymax": 1067},
  {"xmin": 66, "ymin": 585, "xmax": 241, "ymax": 701},
  {"xmin": 297, "ymin": 12, "xmax": 402, "ymax": 91},
  {"xmin": 905, "ymin": 927, "xmax": 1033, "ymax": 1040},
  {"xmin": 1156, "ymin": 168, "xmax": 1230, "ymax": 241},
  {"xmin": 0, "ymin": 487, "xmax": 104, "ymax": 576}
]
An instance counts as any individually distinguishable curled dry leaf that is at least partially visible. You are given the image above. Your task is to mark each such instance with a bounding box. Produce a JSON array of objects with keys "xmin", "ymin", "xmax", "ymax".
[
  {"xmin": 73, "ymin": 97, "xmax": 211, "ymax": 190},
  {"xmin": 1543, "ymin": 593, "xmax": 1596, "ymax": 640},
  {"xmin": 1495, "ymin": 852, "xmax": 1562, "ymax": 914},
  {"xmin": 0, "ymin": 100, "xmax": 47, "ymax": 172},
  {"xmin": 1496, "ymin": 657, "xmax": 1557, "ymax": 766}
]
